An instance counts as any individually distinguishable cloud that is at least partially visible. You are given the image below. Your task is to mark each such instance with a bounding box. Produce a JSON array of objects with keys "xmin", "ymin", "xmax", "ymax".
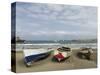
[
  {"xmin": 30, "ymin": 30, "xmax": 91, "ymax": 36},
  {"xmin": 15, "ymin": 2, "xmax": 97, "ymax": 40}
]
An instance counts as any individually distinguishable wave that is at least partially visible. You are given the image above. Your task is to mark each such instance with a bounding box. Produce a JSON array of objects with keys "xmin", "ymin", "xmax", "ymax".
[{"xmin": 11, "ymin": 43, "xmax": 97, "ymax": 51}]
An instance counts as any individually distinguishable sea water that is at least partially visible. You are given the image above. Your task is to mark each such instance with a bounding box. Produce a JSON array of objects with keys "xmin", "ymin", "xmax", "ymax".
[{"xmin": 14, "ymin": 43, "xmax": 97, "ymax": 51}]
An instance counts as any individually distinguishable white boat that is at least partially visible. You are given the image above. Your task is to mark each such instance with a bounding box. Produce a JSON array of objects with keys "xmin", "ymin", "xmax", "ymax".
[
  {"xmin": 23, "ymin": 49, "xmax": 53, "ymax": 66},
  {"xmin": 53, "ymin": 47, "xmax": 72, "ymax": 62}
]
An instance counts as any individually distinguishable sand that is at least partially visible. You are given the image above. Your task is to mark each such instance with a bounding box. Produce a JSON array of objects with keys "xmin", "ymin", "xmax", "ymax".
[{"xmin": 12, "ymin": 49, "xmax": 97, "ymax": 73}]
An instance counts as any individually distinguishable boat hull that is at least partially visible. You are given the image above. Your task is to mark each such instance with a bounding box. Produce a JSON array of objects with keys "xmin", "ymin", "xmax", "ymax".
[
  {"xmin": 53, "ymin": 47, "xmax": 72, "ymax": 62},
  {"xmin": 24, "ymin": 52, "xmax": 51, "ymax": 63},
  {"xmin": 23, "ymin": 49, "xmax": 52, "ymax": 66}
]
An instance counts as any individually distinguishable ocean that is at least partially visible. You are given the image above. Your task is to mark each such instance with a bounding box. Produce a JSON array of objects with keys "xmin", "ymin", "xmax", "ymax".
[{"xmin": 14, "ymin": 43, "xmax": 97, "ymax": 51}]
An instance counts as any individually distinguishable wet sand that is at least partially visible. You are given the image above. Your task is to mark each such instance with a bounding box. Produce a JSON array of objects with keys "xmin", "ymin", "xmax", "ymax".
[{"xmin": 13, "ymin": 49, "xmax": 97, "ymax": 73}]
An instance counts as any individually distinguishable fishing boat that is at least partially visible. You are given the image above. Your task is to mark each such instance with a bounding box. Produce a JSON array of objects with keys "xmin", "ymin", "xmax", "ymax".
[
  {"xmin": 77, "ymin": 48, "xmax": 93, "ymax": 60},
  {"xmin": 53, "ymin": 47, "xmax": 72, "ymax": 62},
  {"xmin": 23, "ymin": 48, "xmax": 53, "ymax": 66}
]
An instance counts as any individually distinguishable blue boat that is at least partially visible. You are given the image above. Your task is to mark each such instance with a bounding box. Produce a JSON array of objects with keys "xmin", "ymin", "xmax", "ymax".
[{"xmin": 23, "ymin": 49, "xmax": 53, "ymax": 66}]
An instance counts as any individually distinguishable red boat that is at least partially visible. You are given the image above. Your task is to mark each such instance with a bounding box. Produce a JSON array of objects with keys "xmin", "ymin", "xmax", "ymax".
[{"xmin": 53, "ymin": 47, "xmax": 72, "ymax": 62}]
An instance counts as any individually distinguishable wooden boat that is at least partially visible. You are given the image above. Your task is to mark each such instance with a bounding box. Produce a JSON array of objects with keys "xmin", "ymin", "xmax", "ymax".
[
  {"xmin": 53, "ymin": 47, "xmax": 72, "ymax": 62},
  {"xmin": 77, "ymin": 48, "xmax": 93, "ymax": 60},
  {"xmin": 23, "ymin": 49, "xmax": 53, "ymax": 66}
]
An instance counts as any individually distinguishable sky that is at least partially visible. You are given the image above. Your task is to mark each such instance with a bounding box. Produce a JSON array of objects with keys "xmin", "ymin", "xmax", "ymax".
[{"xmin": 14, "ymin": 2, "xmax": 97, "ymax": 40}]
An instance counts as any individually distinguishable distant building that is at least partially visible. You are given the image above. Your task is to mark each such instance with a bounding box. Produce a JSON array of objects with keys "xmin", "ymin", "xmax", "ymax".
[{"xmin": 16, "ymin": 36, "xmax": 25, "ymax": 43}]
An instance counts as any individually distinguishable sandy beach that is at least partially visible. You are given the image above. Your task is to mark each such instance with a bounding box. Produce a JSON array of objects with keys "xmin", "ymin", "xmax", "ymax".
[{"xmin": 12, "ymin": 49, "xmax": 97, "ymax": 73}]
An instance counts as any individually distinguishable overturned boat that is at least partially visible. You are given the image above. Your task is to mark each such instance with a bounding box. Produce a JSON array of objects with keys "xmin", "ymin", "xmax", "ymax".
[
  {"xmin": 53, "ymin": 47, "xmax": 72, "ymax": 62},
  {"xmin": 23, "ymin": 48, "xmax": 53, "ymax": 66},
  {"xmin": 77, "ymin": 48, "xmax": 93, "ymax": 60}
]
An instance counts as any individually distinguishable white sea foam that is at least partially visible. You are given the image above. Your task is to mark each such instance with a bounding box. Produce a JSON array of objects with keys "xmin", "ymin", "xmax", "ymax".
[{"xmin": 12, "ymin": 43, "xmax": 97, "ymax": 51}]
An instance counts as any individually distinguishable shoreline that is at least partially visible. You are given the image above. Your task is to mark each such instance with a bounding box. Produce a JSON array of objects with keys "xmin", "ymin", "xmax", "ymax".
[
  {"xmin": 11, "ymin": 48, "xmax": 97, "ymax": 53},
  {"xmin": 14, "ymin": 43, "xmax": 97, "ymax": 51}
]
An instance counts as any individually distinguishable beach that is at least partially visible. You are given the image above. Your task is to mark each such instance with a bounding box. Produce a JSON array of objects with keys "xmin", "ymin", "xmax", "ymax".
[{"xmin": 12, "ymin": 49, "xmax": 97, "ymax": 73}]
